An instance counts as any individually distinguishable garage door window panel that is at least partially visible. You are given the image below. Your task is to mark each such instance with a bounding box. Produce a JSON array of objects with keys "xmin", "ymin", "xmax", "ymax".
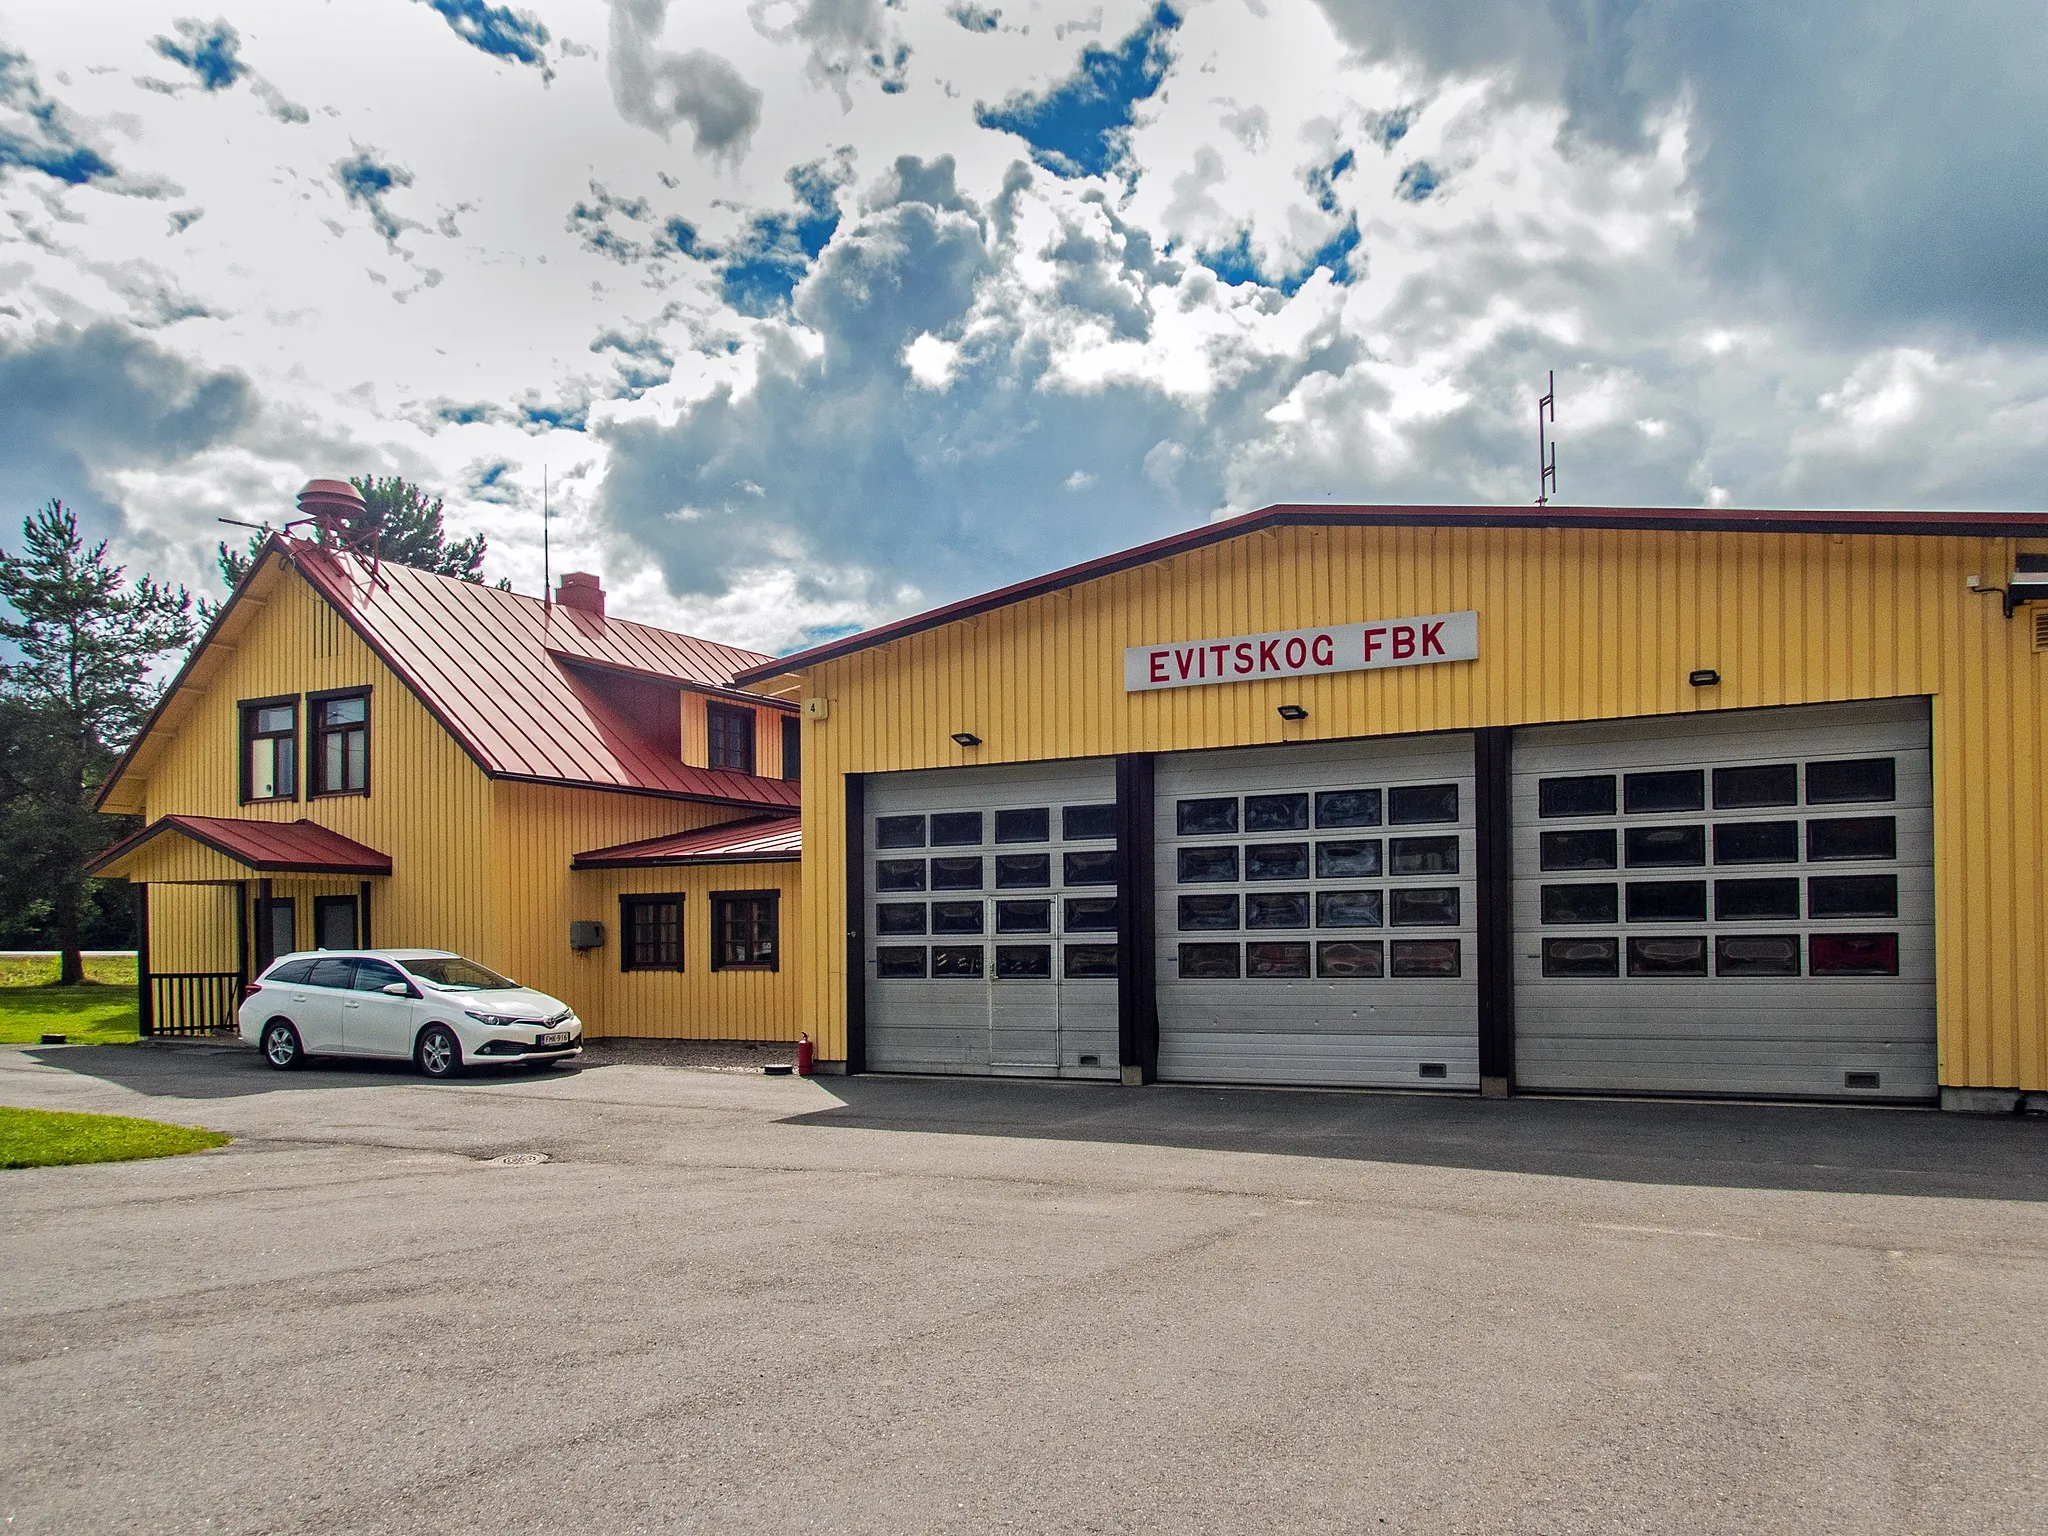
[
  {"xmin": 1543, "ymin": 936, "xmax": 1619, "ymax": 977},
  {"xmin": 1245, "ymin": 843, "xmax": 1309, "ymax": 881},
  {"xmin": 1809, "ymin": 874, "xmax": 1898, "ymax": 919},
  {"xmin": 1626, "ymin": 825, "xmax": 1706, "ymax": 867},
  {"xmin": 1388, "ymin": 784, "xmax": 1458, "ymax": 824},
  {"xmin": 1541, "ymin": 882, "xmax": 1619, "ymax": 924},
  {"xmin": 1178, "ymin": 846, "xmax": 1239, "ymax": 883},
  {"xmin": 1623, "ymin": 770, "xmax": 1704, "ymax": 814},
  {"xmin": 1539, "ymin": 775, "xmax": 1616, "ymax": 818},
  {"xmin": 1316, "ymin": 840, "xmax": 1381, "ymax": 878},
  {"xmin": 1717, "ymin": 935, "xmax": 1801, "ymax": 977},
  {"xmin": 1316, "ymin": 889, "xmax": 1383, "ymax": 927},
  {"xmin": 1712, "ymin": 763, "xmax": 1797, "ymax": 809},
  {"xmin": 1810, "ymin": 933, "xmax": 1899, "ymax": 976},
  {"xmin": 931, "ymin": 857, "xmax": 985, "ymax": 890},
  {"xmin": 1390, "ymin": 939, "xmax": 1460, "ymax": 977},
  {"xmin": 994, "ymin": 900, "xmax": 1051, "ymax": 933},
  {"xmin": 1179, "ymin": 942, "xmax": 1240, "ymax": 979},
  {"xmin": 1063, "ymin": 849, "xmax": 1119, "ymax": 885},
  {"xmin": 931, "ymin": 946, "xmax": 985, "ymax": 978},
  {"xmin": 1389, "ymin": 835, "xmax": 1458, "ymax": 876},
  {"xmin": 876, "ymin": 859, "xmax": 926, "ymax": 891},
  {"xmin": 876, "ymin": 947, "xmax": 927, "ymax": 978},
  {"xmin": 1808, "ymin": 817, "xmax": 1896, "ymax": 862},
  {"xmin": 875, "ymin": 903, "xmax": 926, "ymax": 935},
  {"xmin": 1063, "ymin": 804, "xmax": 1117, "ymax": 840},
  {"xmin": 1713, "ymin": 878, "xmax": 1800, "ymax": 921},
  {"xmin": 1244, "ymin": 793, "xmax": 1310, "ymax": 832},
  {"xmin": 1316, "ymin": 940, "xmax": 1384, "ymax": 978},
  {"xmin": 1390, "ymin": 887, "xmax": 1460, "ymax": 926},
  {"xmin": 1314, "ymin": 789, "xmax": 1381, "ymax": 828},
  {"xmin": 1245, "ymin": 891, "xmax": 1311, "ymax": 929},
  {"xmin": 930, "ymin": 811, "xmax": 982, "ymax": 845},
  {"xmin": 1177, "ymin": 798, "xmax": 1238, "ymax": 836},
  {"xmin": 994, "ymin": 854, "xmax": 1050, "ymax": 888},
  {"xmin": 1064, "ymin": 945, "xmax": 1118, "ymax": 978},
  {"xmin": 1064, "ymin": 896, "xmax": 1119, "ymax": 930},
  {"xmin": 930, "ymin": 901, "xmax": 984, "ymax": 935},
  {"xmin": 1715, "ymin": 821, "xmax": 1800, "ymax": 864},
  {"xmin": 995, "ymin": 945, "xmax": 1052, "ymax": 978},
  {"xmin": 995, "ymin": 808, "xmax": 1050, "ymax": 843},
  {"xmin": 1179, "ymin": 894, "xmax": 1239, "ymax": 930},
  {"xmin": 1627, "ymin": 936, "xmax": 1708, "ymax": 977},
  {"xmin": 1246, "ymin": 942, "xmax": 1311, "ymax": 978},
  {"xmin": 875, "ymin": 816, "xmax": 926, "ymax": 849},
  {"xmin": 1625, "ymin": 881, "xmax": 1708, "ymax": 922},
  {"xmin": 1541, "ymin": 829, "xmax": 1617, "ymax": 871},
  {"xmin": 1806, "ymin": 758, "xmax": 1896, "ymax": 805}
]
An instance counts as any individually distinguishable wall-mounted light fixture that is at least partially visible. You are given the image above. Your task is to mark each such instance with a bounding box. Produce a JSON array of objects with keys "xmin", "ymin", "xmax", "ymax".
[
  {"xmin": 951, "ymin": 731, "xmax": 982, "ymax": 747},
  {"xmin": 1689, "ymin": 669, "xmax": 1720, "ymax": 688},
  {"xmin": 1276, "ymin": 703, "xmax": 1309, "ymax": 721}
]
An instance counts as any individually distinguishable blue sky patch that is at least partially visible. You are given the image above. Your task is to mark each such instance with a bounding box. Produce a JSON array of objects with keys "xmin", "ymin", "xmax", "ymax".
[
  {"xmin": 334, "ymin": 150, "xmax": 414, "ymax": 242},
  {"xmin": 1368, "ymin": 105, "xmax": 1416, "ymax": 150},
  {"xmin": 1396, "ymin": 160, "xmax": 1441, "ymax": 202},
  {"xmin": 1196, "ymin": 217, "xmax": 1360, "ymax": 296},
  {"xmin": 151, "ymin": 19, "xmax": 244, "ymax": 91},
  {"xmin": 717, "ymin": 158, "xmax": 848, "ymax": 315},
  {"xmin": 0, "ymin": 51, "xmax": 116, "ymax": 186},
  {"xmin": 948, "ymin": 3, "xmax": 1001, "ymax": 32},
  {"xmin": 1196, "ymin": 229, "xmax": 1261, "ymax": 288},
  {"xmin": 1307, "ymin": 150, "xmax": 1353, "ymax": 215},
  {"xmin": 974, "ymin": 3, "xmax": 1179, "ymax": 179},
  {"xmin": 418, "ymin": 0, "xmax": 551, "ymax": 75}
]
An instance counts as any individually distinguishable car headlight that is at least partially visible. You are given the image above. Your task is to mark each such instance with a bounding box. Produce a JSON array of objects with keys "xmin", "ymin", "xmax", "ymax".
[{"xmin": 463, "ymin": 1009, "xmax": 526, "ymax": 1027}]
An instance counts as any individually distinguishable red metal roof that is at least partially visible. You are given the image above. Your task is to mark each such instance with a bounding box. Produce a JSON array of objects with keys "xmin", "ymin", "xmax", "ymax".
[
  {"xmin": 286, "ymin": 543, "xmax": 799, "ymax": 810},
  {"xmin": 571, "ymin": 815, "xmax": 802, "ymax": 869},
  {"xmin": 90, "ymin": 815, "xmax": 392, "ymax": 875},
  {"xmin": 731, "ymin": 501, "xmax": 2048, "ymax": 684}
]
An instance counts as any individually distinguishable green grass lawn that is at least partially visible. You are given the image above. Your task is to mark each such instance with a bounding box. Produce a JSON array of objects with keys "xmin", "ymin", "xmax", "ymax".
[
  {"xmin": 0, "ymin": 1105, "xmax": 229, "ymax": 1169},
  {"xmin": 0, "ymin": 954, "xmax": 140, "ymax": 1045}
]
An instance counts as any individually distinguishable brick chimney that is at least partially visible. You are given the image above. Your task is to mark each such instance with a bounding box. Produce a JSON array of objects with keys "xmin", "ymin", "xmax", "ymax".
[{"xmin": 556, "ymin": 571, "xmax": 605, "ymax": 616}]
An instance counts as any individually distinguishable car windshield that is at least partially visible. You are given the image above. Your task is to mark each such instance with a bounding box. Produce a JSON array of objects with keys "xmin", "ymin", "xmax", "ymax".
[{"xmin": 401, "ymin": 956, "xmax": 519, "ymax": 992}]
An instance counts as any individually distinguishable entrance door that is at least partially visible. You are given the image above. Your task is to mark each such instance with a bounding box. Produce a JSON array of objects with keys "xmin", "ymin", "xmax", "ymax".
[
  {"xmin": 1512, "ymin": 698, "xmax": 1936, "ymax": 1100},
  {"xmin": 865, "ymin": 759, "xmax": 1120, "ymax": 1078},
  {"xmin": 314, "ymin": 894, "xmax": 359, "ymax": 950},
  {"xmin": 1155, "ymin": 734, "xmax": 1478, "ymax": 1088},
  {"xmin": 262, "ymin": 897, "xmax": 297, "ymax": 964}
]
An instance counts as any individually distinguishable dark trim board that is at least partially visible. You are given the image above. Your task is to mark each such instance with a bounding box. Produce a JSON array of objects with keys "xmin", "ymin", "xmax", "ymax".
[
  {"xmin": 136, "ymin": 883, "xmax": 153, "ymax": 1038},
  {"xmin": 1115, "ymin": 752, "xmax": 1158, "ymax": 1083},
  {"xmin": 844, "ymin": 773, "xmax": 866, "ymax": 1074},
  {"xmin": 1473, "ymin": 726, "xmax": 1514, "ymax": 1092}
]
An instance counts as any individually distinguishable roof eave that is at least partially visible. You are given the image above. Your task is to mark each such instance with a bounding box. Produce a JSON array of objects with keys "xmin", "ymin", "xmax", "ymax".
[{"xmin": 570, "ymin": 850, "xmax": 801, "ymax": 870}]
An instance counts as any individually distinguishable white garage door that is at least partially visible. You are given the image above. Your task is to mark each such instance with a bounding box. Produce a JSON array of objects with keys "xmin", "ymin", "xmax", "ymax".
[
  {"xmin": 864, "ymin": 759, "xmax": 1120, "ymax": 1078},
  {"xmin": 1513, "ymin": 699, "xmax": 1935, "ymax": 1100},
  {"xmin": 1155, "ymin": 735, "xmax": 1478, "ymax": 1088}
]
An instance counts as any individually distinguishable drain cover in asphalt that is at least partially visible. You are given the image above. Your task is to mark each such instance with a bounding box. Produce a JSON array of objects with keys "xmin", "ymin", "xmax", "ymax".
[{"xmin": 482, "ymin": 1152, "xmax": 550, "ymax": 1166}]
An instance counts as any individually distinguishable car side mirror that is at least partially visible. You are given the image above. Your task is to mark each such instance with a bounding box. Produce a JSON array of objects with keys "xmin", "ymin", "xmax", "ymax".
[{"xmin": 383, "ymin": 982, "xmax": 414, "ymax": 997}]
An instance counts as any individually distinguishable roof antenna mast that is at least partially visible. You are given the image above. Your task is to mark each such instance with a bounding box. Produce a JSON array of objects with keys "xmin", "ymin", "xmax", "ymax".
[
  {"xmin": 542, "ymin": 465, "xmax": 551, "ymax": 613},
  {"xmin": 1536, "ymin": 370, "xmax": 1558, "ymax": 507}
]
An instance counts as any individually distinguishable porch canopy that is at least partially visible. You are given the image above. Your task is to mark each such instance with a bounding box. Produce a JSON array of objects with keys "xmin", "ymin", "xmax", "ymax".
[{"xmin": 90, "ymin": 815, "xmax": 392, "ymax": 882}]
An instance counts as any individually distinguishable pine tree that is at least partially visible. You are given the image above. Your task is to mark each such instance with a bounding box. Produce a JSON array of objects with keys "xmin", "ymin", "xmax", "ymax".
[
  {"xmin": 214, "ymin": 475, "xmax": 487, "ymax": 595},
  {"xmin": 0, "ymin": 502, "xmax": 193, "ymax": 984}
]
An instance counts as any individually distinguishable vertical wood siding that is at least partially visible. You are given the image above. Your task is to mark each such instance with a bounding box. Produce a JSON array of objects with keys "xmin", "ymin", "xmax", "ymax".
[
  {"xmin": 794, "ymin": 525, "xmax": 2047, "ymax": 1087},
  {"xmin": 490, "ymin": 781, "xmax": 802, "ymax": 1037},
  {"xmin": 149, "ymin": 883, "xmax": 240, "ymax": 974}
]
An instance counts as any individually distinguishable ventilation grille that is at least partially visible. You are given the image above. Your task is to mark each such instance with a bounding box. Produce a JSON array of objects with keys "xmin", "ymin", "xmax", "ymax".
[{"xmin": 2033, "ymin": 608, "xmax": 2048, "ymax": 652}]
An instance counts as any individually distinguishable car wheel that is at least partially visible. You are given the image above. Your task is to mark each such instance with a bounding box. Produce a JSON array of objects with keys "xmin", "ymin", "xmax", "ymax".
[
  {"xmin": 415, "ymin": 1024, "xmax": 462, "ymax": 1080},
  {"xmin": 261, "ymin": 1019, "xmax": 304, "ymax": 1070}
]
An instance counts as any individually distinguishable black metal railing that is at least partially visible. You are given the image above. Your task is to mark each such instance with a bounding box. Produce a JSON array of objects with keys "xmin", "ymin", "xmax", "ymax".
[{"xmin": 147, "ymin": 973, "xmax": 241, "ymax": 1037}]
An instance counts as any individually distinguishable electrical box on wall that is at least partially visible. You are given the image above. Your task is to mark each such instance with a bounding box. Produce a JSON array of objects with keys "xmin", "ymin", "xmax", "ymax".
[
  {"xmin": 802, "ymin": 697, "xmax": 830, "ymax": 720},
  {"xmin": 569, "ymin": 920, "xmax": 604, "ymax": 950}
]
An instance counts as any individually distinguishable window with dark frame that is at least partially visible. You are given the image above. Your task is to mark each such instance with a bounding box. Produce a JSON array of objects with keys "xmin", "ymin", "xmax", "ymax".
[
  {"xmin": 782, "ymin": 716, "xmax": 801, "ymax": 782},
  {"xmin": 620, "ymin": 894, "xmax": 684, "ymax": 971},
  {"xmin": 707, "ymin": 703, "xmax": 756, "ymax": 774},
  {"xmin": 241, "ymin": 697, "xmax": 297, "ymax": 802},
  {"xmin": 310, "ymin": 691, "xmax": 369, "ymax": 796},
  {"xmin": 712, "ymin": 891, "xmax": 779, "ymax": 970}
]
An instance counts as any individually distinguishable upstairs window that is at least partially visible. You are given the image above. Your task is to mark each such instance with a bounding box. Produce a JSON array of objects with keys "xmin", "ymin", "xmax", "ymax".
[
  {"xmin": 621, "ymin": 894, "xmax": 684, "ymax": 972},
  {"xmin": 707, "ymin": 702, "xmax": 756, "ymax": 774},
  {"xmin": 241, "ymin": 697, "xmax": 297, "ymax": 802},
  {"xmin": 782, "ymin": 715, "xmax": 801, "ymax": 783},
  {"xmin": 311, "ymin": 691, "xmax": 369, "ymax": 796},
  {"xmin": 712, "ymin": 891, "xmax": 779, "ymax": 970}
]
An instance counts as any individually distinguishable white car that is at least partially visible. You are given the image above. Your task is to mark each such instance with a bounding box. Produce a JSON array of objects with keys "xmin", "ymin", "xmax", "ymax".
[{"xmin": 238, "ymin": 949, "xmax": 583, "ymax": 1078}]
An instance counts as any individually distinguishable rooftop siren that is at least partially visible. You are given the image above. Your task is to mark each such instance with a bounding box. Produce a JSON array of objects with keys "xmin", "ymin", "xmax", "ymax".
[{"xmin": 296, "ymin": 478, "xmax": 366, "ymax": 543}]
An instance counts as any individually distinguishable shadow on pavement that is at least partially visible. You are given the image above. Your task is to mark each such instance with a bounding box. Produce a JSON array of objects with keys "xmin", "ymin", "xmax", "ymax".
[
  {"xmin": 18, "ymin": 1042, "xmax": 586, "ymax": 1101},
  {"xmin": 781, "ymin": 1075, "xmax": 2048, "ymax": 1202}
]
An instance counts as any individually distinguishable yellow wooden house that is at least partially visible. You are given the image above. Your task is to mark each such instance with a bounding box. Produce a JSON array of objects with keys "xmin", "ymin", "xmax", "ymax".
[{"xmin": 92, "ymin": 480, "xmax": 805, "ymax": 1042}]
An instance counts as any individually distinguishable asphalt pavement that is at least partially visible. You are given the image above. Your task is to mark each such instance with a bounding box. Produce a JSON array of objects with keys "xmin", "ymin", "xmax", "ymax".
[{"xmin": 3, "ymin": 1040, "xmax": 2045, "ymax": 1534}]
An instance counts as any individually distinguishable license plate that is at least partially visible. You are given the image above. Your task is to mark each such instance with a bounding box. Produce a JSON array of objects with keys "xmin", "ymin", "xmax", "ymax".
[{"xmin": 539, "ymin": 1030, "xmax": 571, "ymax": 1047}]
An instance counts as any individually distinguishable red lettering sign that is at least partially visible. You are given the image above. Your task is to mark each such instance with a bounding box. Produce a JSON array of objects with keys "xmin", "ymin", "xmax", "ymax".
[
  {"xmin": 1392, "ymin": 625, "xmax": 1415, "ymax": 659},
  {"xmin": 1364, "ymin": 626, "xmax": 1386, "ymax": 661},
  {"xmin": 1311, "ymin": 633, "xmax": 1334, "ymax": 666},
  {"xmin": 1421, "ymin": 621, "xmax": 1444, "ymax": 656},
  {"xmin": 1150, "ymin": 651, "xmax": 1169, "ymax": 683}
]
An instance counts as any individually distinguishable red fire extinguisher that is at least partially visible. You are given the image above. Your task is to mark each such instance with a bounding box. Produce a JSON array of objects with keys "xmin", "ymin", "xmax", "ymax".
[{"xmin": 796, "ymin": 1032, "xmax": 813, "ymax": 1077}]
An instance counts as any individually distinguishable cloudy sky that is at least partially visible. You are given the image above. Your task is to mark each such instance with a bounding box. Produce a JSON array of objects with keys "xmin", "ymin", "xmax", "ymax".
[{"xmin": 3, "ymin": 0, "xmax": 2045, "ymax": 651}]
